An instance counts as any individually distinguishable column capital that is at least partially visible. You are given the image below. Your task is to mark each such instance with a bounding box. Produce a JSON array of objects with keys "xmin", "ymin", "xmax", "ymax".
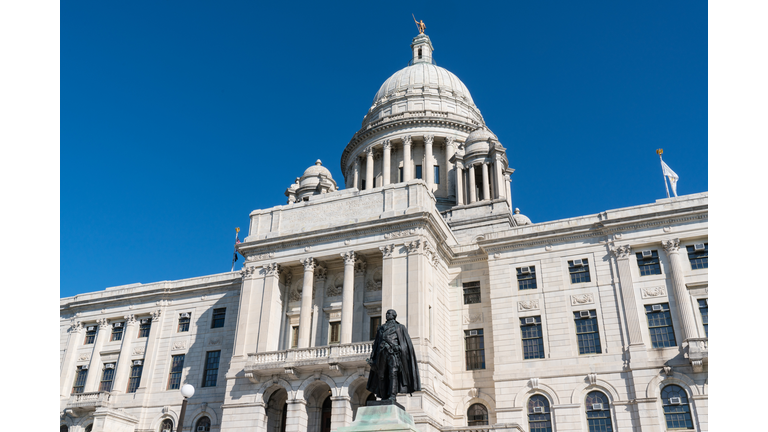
[
  {"xmin": 96, "ymin": 318, "xmax": 110, "ymax": 329},
  {"xmin": 300, "ymin": 257, "xmax": 317, "ymax": 271},
  {"xmin": 355, "ymin": 257, "xmax": 367, "ymax": 275},
  {"xmin": 445, "ymin": 136, "xmax": 455, "ymax": 147},
  {"xmin": 365, "ymin": 146, "xmax": 375, "ymax": 157},
  {"xmin": 69, "ymin": 320, "xmax": 83, "ymax": 333},
  {"xmin": 262, "ymin": 262, "xmax": 282, "ymax": 277},
  {"xmin": 424, "ymin": 134, "xmax": 434, "ymax": 145},
  {"xmin": 407, "ymin": 239, "xmax": 423, "ymax": 254},
  {"xmin": 124, "ymin": 314, "xmax": 137, "ymax": 326},
  {"xmin": 662, "ymin": 238, "xmax": 681, "ymax": 253},
  {"xmin": 240, "ymin": 265, "xmax": 258, "ymax": 279},
  {"xmin": 315, "ymin": 265, "xmax": 328, "ymax": 281},
  {"xmin": 151, "ymin": 309, "xmax": 162, "ymax": 322},
  {"xmin": 379, "ymin": 244, "xmax": 396, "ymax": 259},
  {"xmin": 610, "ymin": 243, "xmax": 633, "ymax": 259},
  {"xmin": 284, "ymin": 271, "xmax": 293, "ymax": 285},
  {"xmin": 382, "ymin": 139, "xmax": 392, "ymax": 150},
  {"xmin": 341, "ymin": 251, "xmax": 356, "ymax": 265},
  {"xmin": 403, "ymin": 135, "xmax": 412, "ymax": 146}
]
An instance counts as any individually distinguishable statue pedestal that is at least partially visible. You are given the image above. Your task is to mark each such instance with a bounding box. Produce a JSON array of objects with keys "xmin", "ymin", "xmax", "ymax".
[{"xmin": 337, "ymin": 404, "xmax": 420, "ymax": 432}]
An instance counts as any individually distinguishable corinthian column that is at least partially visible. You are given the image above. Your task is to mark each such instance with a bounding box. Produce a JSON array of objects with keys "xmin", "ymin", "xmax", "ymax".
[
  {"xmin": 136, "ymin": 309, "xmax": 163, "ymax": 394},
  {"xmin": 60, "ymin": 320, "xmax": 84, "ymax": 397},
  {"xmin": 298, "ymin": 258, "xmax": 317, "ymax": 348},
  {"xmin": 340, "ymin": 251, "xmax": 356, "ymax": 344},
  {"xmin": 382, "ymin": 140, "xmax": 391, "ymax": 186},
  {"xmin": 468, "ymin": 164, "xmax": 477, "ymax": 203},
  {"xmin": 365, "ymin": 147, "xmax": 374, "ymax": 190},
  {"xmin": 662, "ymin": 239, "xmax": 698, "ymax": 341},
  {"xmin": 353, "ymin": 158, "xmax": 360, "ymax": 190},
  {"xmin": 111, "ymin": 314, "xmax": 137, "ymax": 394},
  {"xmin": 445, "ymin": 136, "xmax": 455, "ymax": 196},
  {"xmin": 84, "ymin": 318, "xmax": 110, "ymax": 392},
  {"xmin": 456, "ymin": 163, "xmax": 464, "ymax": 205},
  {"xmin": 481, "ymin": 162, "xmax": 491, "ymax": 201},
  {"xmin": 424, "ymin": 134, "xmax": 434, "ymax": 187},
  {"xmin": 353, "ymin": 258, "xmax": 367, "ymax": 342},
  {"xmin": 494, "ymin": 156, "xmax": 505, "ymax": 200},
  {"xmin": 402, "ymin": 136, "xmax": 412, "ymax": 181},
  {"xmin": 610, "ymin": 244, "xmax": 644, "ymax": 346}
]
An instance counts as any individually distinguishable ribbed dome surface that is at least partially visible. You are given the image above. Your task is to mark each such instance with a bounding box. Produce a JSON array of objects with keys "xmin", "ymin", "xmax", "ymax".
[
  {"xmin": 372, "ymin": 63, "xmax": 474, "ymax": 106},
  {"xmin": 465, "ymin": 127, "xmax": 498, "ymax": 144},
  {"xmin": 302, "ymin": 160, "xmax": 332, "ymax": 179}
]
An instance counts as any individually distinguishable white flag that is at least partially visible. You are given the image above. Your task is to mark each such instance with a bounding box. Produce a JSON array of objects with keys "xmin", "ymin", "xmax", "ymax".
[{"xmin": 661, "ymin": 160, "xmax": 679, "ymax": 197}]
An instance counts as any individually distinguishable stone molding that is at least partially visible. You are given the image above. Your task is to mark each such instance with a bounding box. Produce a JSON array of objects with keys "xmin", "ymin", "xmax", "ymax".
[
  {"xmin": 518, "ymin": 300, "xmax": 539, "ymax": 311},
  {"xmin": 570, "ymin": 294, "xmax": 594, "ymax": 305},
  {"xmin": 641, "ymin": 286, "xmax": 667, "ymax": 298},
  {"xmin": 384, "ymin": 228, "xmax": 416, "ymax": 239},
  {"xmin": 463, "ymin": 312, "xmax": 483, "ymax": 324}
]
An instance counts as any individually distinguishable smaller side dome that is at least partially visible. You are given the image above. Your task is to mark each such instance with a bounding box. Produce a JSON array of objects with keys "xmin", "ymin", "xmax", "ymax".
[
  {"xmin": 512, "ymin": 208, "xmax": 532, "ymax": 226},
  {"xmin": 286, "ymin": 160, "xmax": 338, "ymax": 204},
  {"xmin": 464, "ymin": 127, "xmax": 498, "ymax": 156}
]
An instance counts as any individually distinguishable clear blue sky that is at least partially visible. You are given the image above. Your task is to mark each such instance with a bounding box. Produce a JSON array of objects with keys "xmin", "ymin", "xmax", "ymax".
[{"xmin": 61, "ymin": 1, "xmax": 707, "ymax": 298}]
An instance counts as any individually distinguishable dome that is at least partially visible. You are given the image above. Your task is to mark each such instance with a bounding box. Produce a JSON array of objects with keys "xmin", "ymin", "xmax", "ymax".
[
  {"xmin": 302, "ymin": 160, "xmax": 332, "ymax": 179},
  {"xmin": 465, "ymin": 127, "xmax": 497, "ymax": 144},
  {"xmin": 512, "ymin": 208, "xmax": 532, "ymax": 226},
  {"xmin": 371, "ymin": 63, "xmax": 474, "ymax": 107}
]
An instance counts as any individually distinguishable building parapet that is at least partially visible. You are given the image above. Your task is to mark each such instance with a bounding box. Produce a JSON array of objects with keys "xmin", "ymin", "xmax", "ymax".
[
  {"xmin": 245, "ymin": 342, "xmax": 373, "ymax": 380},
  {"xmin": 66, "ymin": 391, "xmax": 113, "ymax": 411}
]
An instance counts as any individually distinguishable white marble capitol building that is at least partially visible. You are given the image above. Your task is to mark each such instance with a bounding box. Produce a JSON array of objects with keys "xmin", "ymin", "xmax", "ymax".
[{"xmin": 60, "ymin": 33, "xmax": 709, "ymax": 432}]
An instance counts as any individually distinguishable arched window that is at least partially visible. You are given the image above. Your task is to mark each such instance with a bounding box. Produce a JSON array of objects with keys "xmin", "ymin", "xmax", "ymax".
[
  {"xmin": 467, "ymin": 403, "xmax": 489, "ymax": 426},
  {"xmin": 527, "ymin": 395, "xmax": 552, "ymax": 432},
  {"xmin": 661, "ymin": 385, "xmax": 694, "ymax": 429},
  {"xmin": 195, "ymin": 416, "xmax": 211, "ymax": 432},
  {"xmin": 60, "ymin": 425, "xmax": 68, "ymax": 432},
  {"xmin": 585, "ymin": 391, "xmax": 613, "ymax": 432},
  {"xmin": 84, "ymin": 426, "xmax": 92, "ymax": 432},
  {"xmin": 418, "ymin": 48, "xmax": 422, "ymax": 58},
  {"xmin": 160, "ymin": 418, "xmax": 174, "ymax": 432}
]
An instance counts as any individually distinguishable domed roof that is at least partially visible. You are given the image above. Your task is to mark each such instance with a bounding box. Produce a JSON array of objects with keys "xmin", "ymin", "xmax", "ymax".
[
  {"xmin": 512, "ymin": 208, "xmax": 532, "ymax": 226},
  {"xmin": 465, "ymin": 127, "xmax": 498, "ymax": 144},
  {"xmin": 372, "ymin": 63, "xmax": 474, "ymax": 107},
  {"xmin": 302, "ymin": 160, "xmax": 332, "ymax": 179}
]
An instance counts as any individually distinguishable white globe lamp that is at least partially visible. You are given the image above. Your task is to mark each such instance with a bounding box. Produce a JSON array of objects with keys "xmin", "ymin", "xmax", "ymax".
[{"xmin": 180, "ymin": 384, "xmax": 195, "ymax": 399}]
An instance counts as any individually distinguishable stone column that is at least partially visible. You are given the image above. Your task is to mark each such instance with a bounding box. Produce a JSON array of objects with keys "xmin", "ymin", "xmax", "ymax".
[
  {"xmin": 424, "ymin": 134, "xmax": 434, "ymax": 187},
  {"xmin": 353, "ymin": 258, "xmax": 367, "ymax": 342},
  {"xmin": 312, "ymin": 266, "xmax": 327, "ymax": 346},
  {"xmin": 505, "ymin": 170, "xmax": 513, "ymax": 210},
  {"xmin": 258, "ymin": 263, "xmax": 283, "ymax": 352},
  {"xmin": 353, "ymin": 158, "xmax": 360, "ymax": 190},
  {"xmin": 445, "ymin": 137, "xmax": 455, "ymax": 196},
  {"xmin": 662, "ymin": 239, "xmax": 698, "ymax": 341},
  {"xmin": 382, "ymin": 140, "xmax": 391, "ymax": 186},
  {"xmin": 406, "ymin": 240, "xmax": 426, "ymax": 336},
  {"xmin": 481, "ymin": 162, "xmax": 491, "ymax": 201},
  {"xmin": 340, "ymin": 251, "xmax": 356, "ymax": 344},
  {"xmin": 298, "ymin": 258, "xmax": 317, "ymax": 348},
  {"xmin": 365, "ymin": 147, "xmax": 374, "ymax": 190},
  {"xmin": 84, "ymin": 318, "xmax": 110, "ymax": 392},
  {"xmin": 380, "ymin": 245, "xmax": 396, "ymax": 318},
  {"xmin": 111, "ymin": 314, "xmax": 137, "ymax": 394},
  {"xmin": 494, "ymin": 156, "xmax": 505, "ymax": 200},
  {"xmin": 610, "ymin": 245, "xmax": 644, "ymax": 346},
  {"xmin": 60, "ymin": 320, "xmax": 84, "ymax": 397},
  {"xmin": 136, "ymin": 309, "xmax": 163, "ymax": 393},
  {"xmin": 402, "ymin": 135, "xmax": 412, "ymax": 181},
  {"xmin": 284, "ymin": 399, "xmax": 309, "ymax": 432},
  {"xmin": 330, "ymin": 396, "xmax": 353, "ymax": 432},
  {"xmin": 455, "ymin": 163, "xmax": 464, "ymax": 205},
  {"xmin": 468, "ymin": 164, "xmax": 477, "ymax": 203}
]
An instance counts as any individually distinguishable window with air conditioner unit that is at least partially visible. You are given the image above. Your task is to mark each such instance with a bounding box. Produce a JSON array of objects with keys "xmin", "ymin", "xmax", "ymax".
[
  {"xmin": 525, "ymin": 317, "xmax": 536, "ymax": 325},
  {"xmin": 520, "ymin": 266, "xmax": 530, "ymax": 274},
  {"xmin": 669, "ymin": 397, "xmax": 682, "ymax": 405},
  {"xmin": 133, "ymin": 360, "xmax": 143, "ymax": 366},
  {"xmin": 468, "ymin": 330, "xmax": 479, "ymax": 336},
  {"xmin": 464, "ymin": 329, "xmax": 485, "ymax": 370},
  {"xmin": 568, "ymin": 259, "xmax": 591, "ymax": 283},
  {"xmin": 180, "ymin": 313, "xmax": 190, "ymax": 318},
  {"xmin": 517, "ymin": 265, "xmax": 537, "ymax": 290},
  {"xmin": 693, "ymin": 243, "xmax": 705, "ymax": 251},
  {"xmin": 652, "ymin": 304, "xmax": 662, "ymax": 311},
  {"xmin": 520, "ymin": 316, "xmax": 544, "ymax": 359},
  {"xmin": 533, "ymin": 406, "xmax": 544, "ymax": 413},
  {"xmin": 113, "ymin": 322, "xmax": 122, "ymax": 327},
  {"xmin": 641, "ymin": 250, "xmax": 653, "ymax": 258},
  {"xmin": 81, "ymin": 364, "xmax": 89, "ymax": 370},
  {"xmin": 141, "ymin": 318, "xmax": 150, "ymax": 324},
  {"xmin": 687, "ymin": 243, "xmax": 708, "ymax": 269},
  {"xmin": 87, "ymin": 326, "xmax": 95, "ymax": 331},
  {"xmin": 591, "ymin": 403, "xmax": 603, "ymax": 410},
  {"xmin": 574, "ymin": 310, "xmax": 602, "ymax": 354},
  {"xmin": 105, "ymin": 363, "xmax": 115, "ymax": 369},
  {"xmin": 645, "ymin": 303, "xmax": 677, "ymax": 348},
  {"xmin": 579, "ymin": 310, "xmax": 591, "ymax": 318},
  {"xmin": 636, "ymin": 249, "xmax": 662, "ymax": 276},
  {"xmin": 573, "ymin": 259, "xmax": 584, "ymax": 266}
]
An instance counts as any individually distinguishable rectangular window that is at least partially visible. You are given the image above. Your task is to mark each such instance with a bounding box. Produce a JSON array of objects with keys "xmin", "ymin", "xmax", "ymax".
[
  {"xmin": 177, "ymin": 313, "xmax": 190, "ymax": 333},
  {"xmin": 636, "ymin": 250, "xmax": 662, "ymax": 276},
  {"xmin": 72, "ymin": 366, "xmax": 88, "ymax": 394},
  {"xmin": 99, "ymin": 364, "xmax": 116, "ymax": 392},
  {"xmin": 202, "ymin": 351, "xmax": 221, "ymax": 387},
  {"xmin": 574, "ymin": 310, "xmax": 602, "ymax": 354},
  {"xmin": 517, "ymin": 266, "xmax": 537, "ymax": 290},
  {"xmin": 211, "ymin": 308, "xmax": 226, "ymax": 329},
  {"xmin": 464, "ymin": 329, "xmax": 486, "ymax": 370},
  {"xmin": 167, "ymin": 354, "xmax": 185, "ymax": 390},
  {"xmin": 686, "ymin": 243, "xmax": 708, "ymax": 270},
  {"xmin": 329, "ymin": 322, "xmax": 340, "ymax": 344},
  {"xmin": 698, "ymin": 299, "xmax": 708, "ymax": 338},
  {"xmin": 110, "ymin": 323, "xmax": 124, "ymax": 342},
  {"xmin": 84, "ymin": 326, "xmax": 97, "ymax": 344},
  {"xmin": 369, "ymin": 316, "xmax": 381, "ymax": 340},
  {"xmin": 568, "ymin": 259, "xmax": 591, "ymax": 284},
  {"xmin": 463, "ymin": 281, "xmax": 481, "ymax": 304},
  {"xmin": 520, "ymin": 316, "xmax": 545, "ymax": 359},
  {"xmin": 399, "ymin": 167, "xmax": 403, "ymax": 182},
  {"xmin": 291, "ymin": 326, "xmax": 299, "ymax": 348},
  {"xmin": 127, "ymin": 362, "xmax": 143, "ymax": 393},
  {"xmin": 434, "ymin": 165, "xmax": 440, "ymax": 184},
  {"xmin": 361, "ymin": 179, "xmax": 366, "ymax": 190},
  {"xmin": 415, "ymin": 165, "xmax": 423, "ymax": 179},
  {"xmin": 645, "ymin": 303, "xmax": 677, "ymax": 348},
  {"xmin": 138, "ymin": 319, "xmax": 151, "ymax": 338}
]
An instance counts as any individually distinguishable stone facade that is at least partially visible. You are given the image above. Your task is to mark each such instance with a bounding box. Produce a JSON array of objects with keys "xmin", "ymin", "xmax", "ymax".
[{"xmin": 60, "ymin": 33, "xmax": 708, "ymax": 432}]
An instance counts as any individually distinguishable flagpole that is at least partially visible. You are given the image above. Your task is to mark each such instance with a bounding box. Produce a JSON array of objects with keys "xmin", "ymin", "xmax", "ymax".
[
  {"xmin": 231, "ymin": 227, "xmax": 240, "ymax": 272},
  {"xmin": 656, "ymin": 149, "xmax": 670, "ymax": 198}
]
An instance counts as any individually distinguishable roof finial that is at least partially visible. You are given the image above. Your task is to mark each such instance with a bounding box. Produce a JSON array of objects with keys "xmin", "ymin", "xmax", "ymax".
[
  {"xmin": 315, "ymin": 159, "xmax": 322, "ymax": 166},
  {"xmin": 412, "ymin": 14, "xmax": 426, "ymax": 34}
]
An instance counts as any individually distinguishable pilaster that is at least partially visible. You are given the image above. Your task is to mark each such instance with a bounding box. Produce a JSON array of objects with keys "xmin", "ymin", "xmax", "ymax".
[
  {"xmin": 445, "ymin": 136, "xmax": 455, "ymax": 197},
  {"xmin": 298, "ymin": 258, "xmax": 318, "ymax": 348},
  {"xmin": 662, "ymin": 239, "xmax": 698, "ymax": 340},
  {"xmin": 403, "ymin": 135, "xmax": 412, "ymax": 181},
  {"xmin": 330, "ymin": 396, "xmax": 353, "ymax": 432},
  {"xmin": 424, "ymin": 134, "xmax": 434, "ymax": 187},
  {"xmin": 353, "ymin": 257, "xmax": 367, "ymax": 341},
  {"xmin": 380, "ymin": 244, "xmax": 396, "ymax": 319},
  {"xmin": 610, "ymin": 244, "xmax": 645, "ymax": 348},
  {"xmin": 258, "ymin": 263, "xmax": 283, "ymax": 352},
  {"xmin": 382, "ymin": 140, "xmax": 392, "ymax": 186},
  {"xmin": 84, "ymin": 318, "xmax": 110, "ymax": 392},
  {"xmin": 60, "ymin": 320, "xmax": 84, "ymax": 397},
  {"xmin": 136, "ymin": 309, "xmax": 163, "ymax": 395},
  {"xmin": 111, "ymin": 314, "xmax": 137, "ymax": 394},
  {"xmin": 234, "ymin": 265, "xmax": 266, "ymax": 357},
  {"xmin": 341, "ymin": 251, "xmax": 356, "ymax": 344}
]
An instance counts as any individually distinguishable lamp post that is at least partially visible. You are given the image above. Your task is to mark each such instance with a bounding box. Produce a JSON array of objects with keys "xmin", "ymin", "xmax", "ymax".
[{"xmin": 177, "ymin": 384, "xmax": 195, "ymax": 432}]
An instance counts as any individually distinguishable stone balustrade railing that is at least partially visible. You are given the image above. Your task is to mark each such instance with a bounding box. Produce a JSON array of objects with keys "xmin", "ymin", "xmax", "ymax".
[
  {"xmin": 246, "ymin": 341, "xmax": 373, "ymax": 374},
  {"xmin": 67, "ymin": 391, "xmax": 112, "ymax": 409},
  {"xmin": 440, "ymin": 424, "xmax": 525, "ymax": 432}
]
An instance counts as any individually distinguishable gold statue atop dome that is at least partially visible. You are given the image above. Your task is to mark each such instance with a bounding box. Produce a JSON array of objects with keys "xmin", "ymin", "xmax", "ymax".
[{"xmin": 412, "ymin": 14, "xmax": 426, "ymax": 34}]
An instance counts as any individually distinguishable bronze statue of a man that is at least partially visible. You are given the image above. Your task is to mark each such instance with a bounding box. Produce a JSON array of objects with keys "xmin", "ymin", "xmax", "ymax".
[{"xmin": 366, "ymin": 309, "xmax": 421, "ymax": 401}]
